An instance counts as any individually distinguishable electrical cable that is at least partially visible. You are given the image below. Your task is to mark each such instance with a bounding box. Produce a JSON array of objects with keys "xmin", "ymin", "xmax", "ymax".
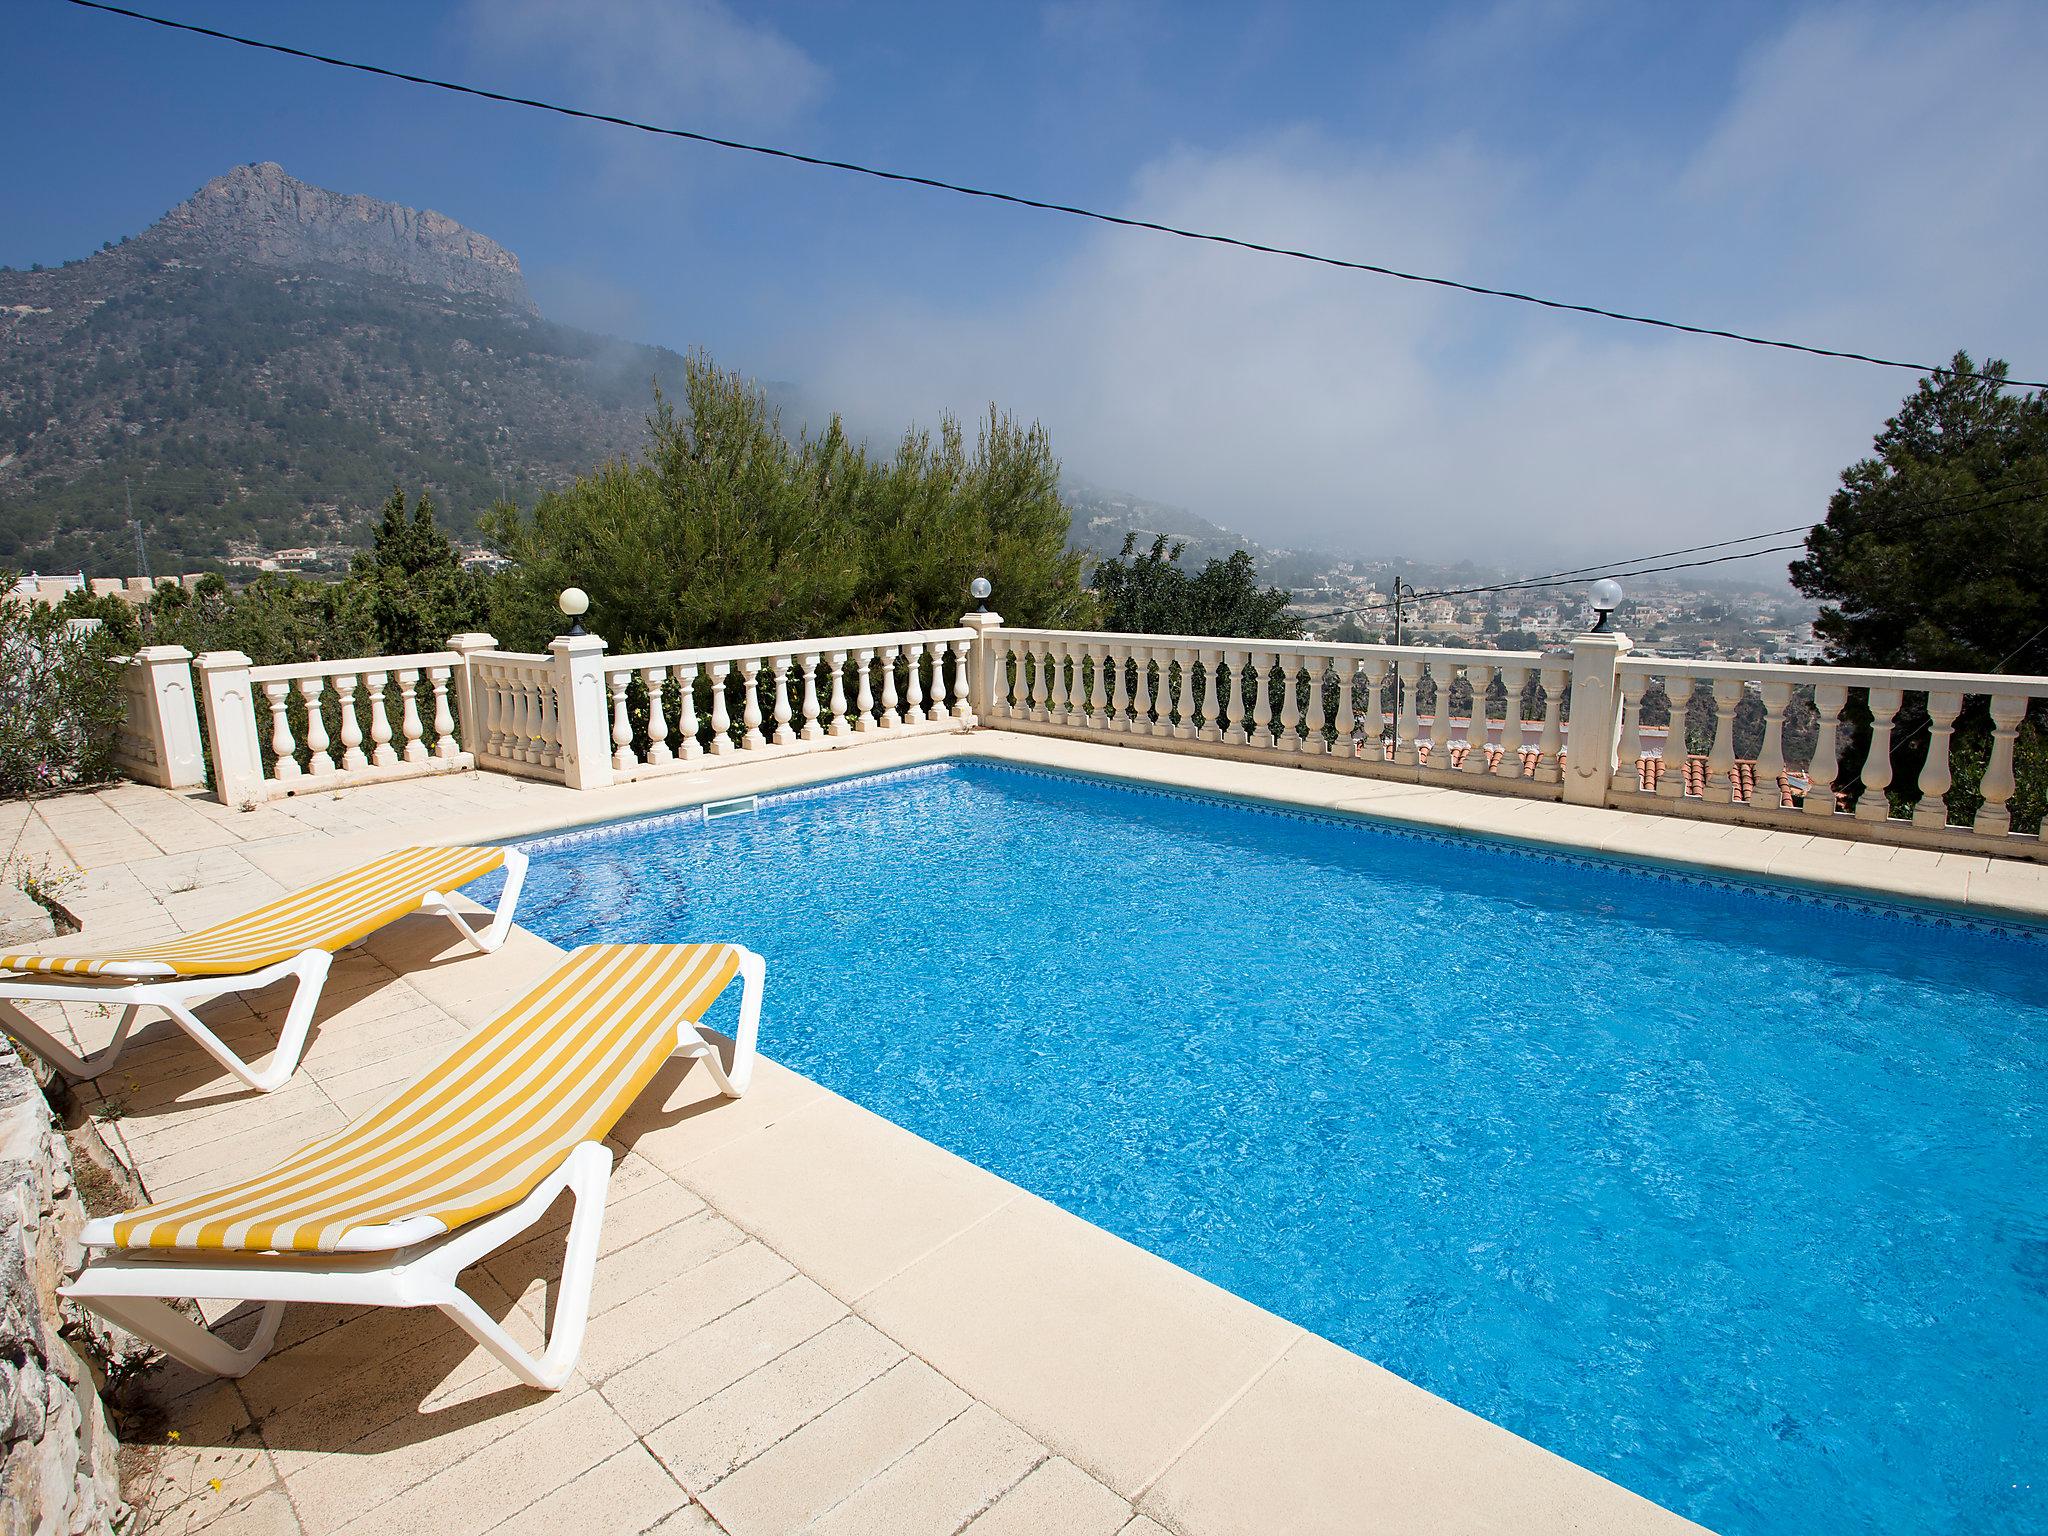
[{"xmin": 58, "ymin": 0, "xmax": 2047, "ymax": 391}]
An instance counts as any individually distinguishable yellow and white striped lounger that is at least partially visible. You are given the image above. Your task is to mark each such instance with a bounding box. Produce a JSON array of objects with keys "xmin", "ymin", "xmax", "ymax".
[
  {"xmin": 0, "ymin": 845, "xmax": 527, "ymax": 1093},
  {"xmin": 66, "ymin": 941, "xmax": 763, "ymax": 1391}
]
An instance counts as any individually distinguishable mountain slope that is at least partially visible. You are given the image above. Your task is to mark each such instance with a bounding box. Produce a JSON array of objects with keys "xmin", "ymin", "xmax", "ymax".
[{"xmin": 0, "ymin": 163, "xmax": 683, "ymax": 569}]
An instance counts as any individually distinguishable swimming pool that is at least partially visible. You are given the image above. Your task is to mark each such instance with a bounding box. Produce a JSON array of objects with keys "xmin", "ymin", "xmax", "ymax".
[{"xmin": 492, "ymin": 760, "xmax": 2048, "ymax": 1536}]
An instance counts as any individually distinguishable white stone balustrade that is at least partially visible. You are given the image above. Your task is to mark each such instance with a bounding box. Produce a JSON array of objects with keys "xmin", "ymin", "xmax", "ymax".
[
  {"xmin": 988, "ymin": 629, "xmax": 1560, "ymax": 779},
  {"xmin": 134, "ymin": 613, "xmax": 2048, "ymax": 859},
  {"xmin": 220, "ymin": 652, "xmax": 474, "ymax": 800},
  {"xmin": 1614, "ymin": 655, "xmax": 2048, "ymax": 846},
  {"xmin": 594, "ymin": 628, "xmax": 976, "ymax": 780}
]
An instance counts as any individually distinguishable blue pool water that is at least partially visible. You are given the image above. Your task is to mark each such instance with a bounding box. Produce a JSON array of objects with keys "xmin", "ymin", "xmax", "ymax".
[{"xmin": 488, "ymin": 761, "xmax": 2047, "ymax": 1535}]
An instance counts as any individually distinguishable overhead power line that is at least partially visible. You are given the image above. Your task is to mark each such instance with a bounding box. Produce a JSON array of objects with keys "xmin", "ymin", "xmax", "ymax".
[
  {"xmin": 61, "ymin": 0, "xmax": 2047, "ymax": 392},
  {"xmin": 1309, "ymin": 484, "xmax": 2047, "ymax": 626}
]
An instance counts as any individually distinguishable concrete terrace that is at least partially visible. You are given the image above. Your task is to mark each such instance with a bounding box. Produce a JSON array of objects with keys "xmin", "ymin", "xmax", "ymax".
[{"xmin": 9, "ymin": 731, "xmax": 2047, "ymax": 1536}]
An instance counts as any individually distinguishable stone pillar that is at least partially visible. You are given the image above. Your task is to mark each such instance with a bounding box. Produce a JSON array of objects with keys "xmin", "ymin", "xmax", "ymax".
[
  {"xmin": 1562, "ymin": 630, "xmax": 1632, "ymax": 807},
  {"xmin": 446, "ymin": 631, "xmax": 498, "ymax": 759},
  {"xmin": 550, "ymin": 632, "xmax": 615, "ymax": 790},
  {"xmin": 127, "ymin": 644, "xmax": 206, "ymax": 788},
  {"xmin": 194, "ymin": 650, "xmax": 267, "ymax": 807},
  {"xmin": 959, "ymin": 610, "xmax": 1004, "ymax": 723}
]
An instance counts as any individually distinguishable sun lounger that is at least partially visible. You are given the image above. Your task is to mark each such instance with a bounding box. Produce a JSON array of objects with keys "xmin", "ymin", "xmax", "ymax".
[
  {"xmin": 65, "ymin": 941, "xmax": 764, "ymax": 1391},
  {"xmin": 0, "ymin": 845, "xmax": 527, "ymax": 1093}
]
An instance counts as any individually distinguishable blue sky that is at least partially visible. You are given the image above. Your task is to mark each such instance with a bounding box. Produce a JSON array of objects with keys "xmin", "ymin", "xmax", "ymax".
[{"xmin": 10, "ymin": 1, "xmax": 2046, "ymax": 568}]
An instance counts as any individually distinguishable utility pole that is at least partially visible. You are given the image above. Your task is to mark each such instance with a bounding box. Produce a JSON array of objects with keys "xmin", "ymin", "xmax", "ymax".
[
  {"xmin": 1392, "ymin": 577, "xmax": 1406, "ymax": 648},
  {"xmin": 127, "ymin": 478, "xmax": 150, "ymax": 582}
]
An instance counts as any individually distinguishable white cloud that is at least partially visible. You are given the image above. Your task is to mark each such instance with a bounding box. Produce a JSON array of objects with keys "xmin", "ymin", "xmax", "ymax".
[
  {"xmin": 471, "ymin": 0, "xmax": 825, "ymax": 130},
  {"xmin": 790, "ymin": 2, "xmax": 2048, "ymax": 572}
]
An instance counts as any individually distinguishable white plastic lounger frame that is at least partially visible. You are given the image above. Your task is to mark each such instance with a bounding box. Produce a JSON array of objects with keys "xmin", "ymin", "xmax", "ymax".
[
  {"xmin": 66, "ymin": 948, "xmax": 764, "ymax": 1392},
  {"xmin": 0, "ymin": 850, "xmax": 528, "ymax": 1093}
]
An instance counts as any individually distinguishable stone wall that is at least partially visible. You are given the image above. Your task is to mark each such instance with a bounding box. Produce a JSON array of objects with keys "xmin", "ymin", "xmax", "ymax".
[{"xmin": 0, "ymin": 1048, "xmax": 122, "ymax": 1536}]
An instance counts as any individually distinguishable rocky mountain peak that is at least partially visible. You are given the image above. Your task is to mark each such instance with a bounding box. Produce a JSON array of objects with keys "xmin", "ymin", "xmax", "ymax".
[{"xmin": 139, "ymin": 162, "xmax": 534, "ymax": 312}]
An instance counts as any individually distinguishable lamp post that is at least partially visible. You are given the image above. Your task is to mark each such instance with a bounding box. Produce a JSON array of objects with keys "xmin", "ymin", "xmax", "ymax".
[
  {"xmin": 558, "ymin": 586, "xmax": 590, "ymax": 637},
  {"xmin": 970, "ymin": 575, "xmax": 992, "ymax": 613},
  {"xmin": 1588, "ymin": 577, "xmax": 1623, "ymax": 633}
]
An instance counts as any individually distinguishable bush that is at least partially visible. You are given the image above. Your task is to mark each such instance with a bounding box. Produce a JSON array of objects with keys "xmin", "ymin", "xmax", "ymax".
[{"xmin": 0, "ymin": 590, "xmax": 128, "ymax": 797}]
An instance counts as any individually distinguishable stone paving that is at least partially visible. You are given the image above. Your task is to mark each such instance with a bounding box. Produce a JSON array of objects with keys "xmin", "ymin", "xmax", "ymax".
[{"xmin": 10, "ymin": 731, "xmax": 2041, "ymax": 1534}]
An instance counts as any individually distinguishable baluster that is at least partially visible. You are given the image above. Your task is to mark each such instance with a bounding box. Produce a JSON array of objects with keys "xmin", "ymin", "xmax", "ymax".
[
  {"xmin": 1151, "ymin": 645, "xmax": 1172, "ymax": 733},
  {"xmin": 1911, "ymin": 690, "xmax": 1964, "ymax": 827},
  {"xmin": 1461, "ymin": 663, "xmax": 1495, "ymax": 776},
  {"xmin": 470, "ymin": 666, "xmax": 496, "ymax": 758},
  {"xmin": 363, "ymin": 671, "xmax": 396, "ymax": 767},
  {"xmin": 1244, "ymin": 651, "xmax": 1272, "ymax": 748},
  {"xmin": 674, "ymin": 663, "xmax": 704, "ymax": 758},
  {"xmin": 1105, "ymin": 644, "xmax": 1129, "ymax": 731},
  {"xmin": 1393, "ymin": 659, "xmax": 1422, "ymax": 766},
  {"xmin": 1323, "ymin": 655, "xmax": 1352, "ymax": 756},
  {"xmin": 518, "ymin": 671, "xmax": 541, "ymax": 765},
  {"xmin": 852, "ymin": 649, "xmax": 878, "ymax": 732},
  {"xmin": 642, "ymin": 666, "xmax": 673, "ymax": 764},
  {"xmin": 902, "ymin": 644, "xmax": 926, "ymax": 725},
  {"xmin": 1269, "ymin": 652, "xmax": 1298, "ymax": 751},
  {"xmin": 826, "ymin": 652, "xmax": 852, "ymax": 737},
  {"xmin": 740, "ymin": 657, "xmax": 767, "ymax": 748},
  {"xmin": 914, "ymin": 643, "xmax": 938, "ymax": 724},
  {"xmin": 503, "ymin": 674, "xmax": 525, "ymax": 764},
  {"xmin": 299, "ymin": 676, "xmax": 334, "ymax": 775},
  {"xmin": 796, "ymin": 655, "xmax": 823, "ymax": 740},
  {"xmin": 495, "ymin": 669, "xmax": 519, "ymax": 762},
  {"xmin": 1020, "ymin": 642, "xmax": 1043, "ymax": 722},
  {"xmin": 609, "ymin": 670, "xmax": 637, "ymax": 770},
  {"xmin": 1534, "ymin": 666, "xmax": 1566, "ymax": 785},
  {"xmin": 1490, "ymin": 666, "xmax": 1525, "ymax": 776},
  {"xmin": 1425, "ymin": 662, "xmax": 1454, "ymax": 771},
  {"xmin": 1803, "ymin": 683, "xmax": 1847, "ymax": 818},
  {"xmin": 392, "ymin": 669, "xmax": 424, "ymax": 764},
  {"xmin": 1753, "ymin": 681, "xmax": 1792, "ymax": 811},
  {"xmin": 950, "ymin": 639, "xmax": 975, "ymax": 722},
  {"xmin": 771, "ymin": 656, "xmax": 797, "ymax": 744},
  {"xmin": 1702, "ymin": 680, "xmax": 1741, "ymax": 803},
  {"xmin": 535, "ymin": 677, "xmax": 559, "ymax": 769},
  {"xmin": 708, "ymin": 662, "xmax": 736, "ymax": 754},
  {"xmin": 1977, "ymin": 692, "xmax": 2026, "ymax": 836},
  {"xmin": 1073, "ymin": 642, "xmax": 1097, "ymax": 727},
  {"xmin": 513, "ymin": 672, "xmax": 536, "ymax": 765},
  {"xmin": 1611, "ymin": 669, "xmax": 1646, "ymax": 791},
  {"xmin": 1122, "ymin": 645, "xmax": 1148, "ymax": 732},
  {"xmin": 428, "ymin": 667, "xmax": 456, "ymax": 760},
  {"xmin": 392, "ymin": 669, "xmax": 425, "ymax": 764},
  {"xmin": 1351, "ymin": 658, "xmax": 1382, "ymax": 760},
  {"xmin": 1855, "ymin": 687, "xmax": 1904, "ymax": 822},
  {"xmin": 875, "ymin": 647, "xmax": 900, "ymax": 730},
  {"xmin": 1658, "ymin": 674, "xmax": 1693, "ymax": 799},
  {"xmin": 262, "ymin": 680, "xmax": 300, "ymax": 780},
  {"xmin": 1195, "ymin": 648, "xmax": 1223, "ymax": 743},
  {"xmin": 1169, "ymin": 647, "xmax": 1195, "ymax": 740},
  {"xmin": 333, "ymin": 673, "xmax": 366, "ymax": 771}
]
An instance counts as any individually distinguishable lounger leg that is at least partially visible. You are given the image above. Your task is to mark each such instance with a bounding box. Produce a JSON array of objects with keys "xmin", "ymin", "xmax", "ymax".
[
  {"xmin": 687, "ymin": 949, "xmax": 763, "ymax": 1099},
  {"xmin": 421, "ymin": 849, "xmax": 529, "ymax": 956},
  {"xmin": 155, "ymin": 951, "xmax": 333, "ymax": 1094},
  {"xmin": 0, "ymin": 999, "xmax": 145, "ymax": 1080},
  {"xmin": 81, "ymin": 1296, "xmax": 287, "ymax": 1379},
  {"xmin": 428, "ymin": 1142, "xmax": 612, "ymax": 1391}
]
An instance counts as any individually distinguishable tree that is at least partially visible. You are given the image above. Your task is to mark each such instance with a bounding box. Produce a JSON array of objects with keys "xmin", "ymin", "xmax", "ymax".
[
  {"xmin": 1792, "ymin": 352, "xmax": 2048, "ymax": 671},
  {"xmin": 1091, "ymin": 533, "xmax": 1296, "ymax": 639},
  {"xmin": 483, "ymin": 354, "xmax": 1087, "ymax": 651},
  {"xmin": 350, "ymin": 487, "xmax": 485, "ymax": 654},
  {"xmin": 1791, "ymin": 353, "xmax": 2048, "ymax": 828}
]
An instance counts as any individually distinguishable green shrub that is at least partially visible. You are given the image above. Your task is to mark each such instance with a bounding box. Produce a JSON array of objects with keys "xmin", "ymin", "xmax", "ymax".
[{"xmin": 0, "ymin": 589, "xmax": 128, "ymax": 797}]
